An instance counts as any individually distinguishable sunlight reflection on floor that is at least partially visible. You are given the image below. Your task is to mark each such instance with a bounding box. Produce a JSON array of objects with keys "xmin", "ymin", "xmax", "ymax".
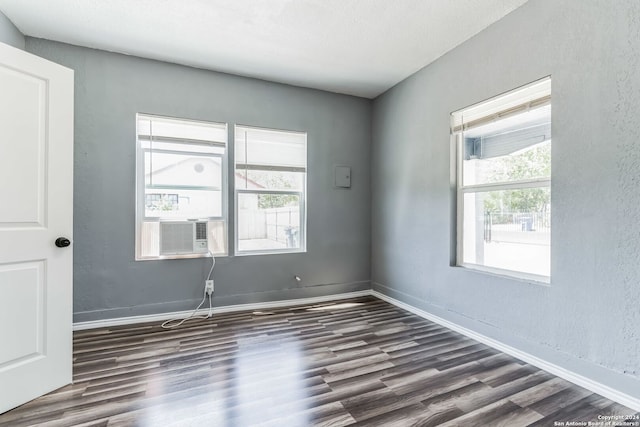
[
  {"xmin": 307, "ymin": 302, "xmax": 365, "ymax": 311},
  {"xmin": 139, "ymin": 336, "xmax": 310, "ymax": 425},
  {"xmin": 231, "ymin": 340, "xmax": 309, "ymax": 426}
]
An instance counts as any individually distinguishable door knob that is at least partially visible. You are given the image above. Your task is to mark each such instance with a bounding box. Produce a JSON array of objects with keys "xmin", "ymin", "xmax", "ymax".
[{"xmin": 55, "ymin": 237, "xmax": 71, "ymax": 248}]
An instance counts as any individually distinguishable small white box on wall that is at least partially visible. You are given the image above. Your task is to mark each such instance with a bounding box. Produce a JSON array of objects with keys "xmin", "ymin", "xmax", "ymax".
[{"xmin": 335, "ymin": 166, "xmax": 351, "ymax": 188}]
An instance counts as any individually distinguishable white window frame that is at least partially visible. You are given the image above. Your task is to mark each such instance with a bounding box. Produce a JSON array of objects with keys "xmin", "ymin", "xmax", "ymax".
[
  {"xmin": 452, "ymin": 77, "xmax": 551, "ymax": 283},
  {"xmin": 135, "ymin": 113, "xmax": 228, "ymax": 260},
  {"xmin": 234, "ymin": 124, "xmax": 307, "ymax": 256}
]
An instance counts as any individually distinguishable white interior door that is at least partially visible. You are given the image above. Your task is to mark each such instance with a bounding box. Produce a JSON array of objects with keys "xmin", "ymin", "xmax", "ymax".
[{"xmin": 0, "ymin": 42, "xmax": 74, "ymax": 414}]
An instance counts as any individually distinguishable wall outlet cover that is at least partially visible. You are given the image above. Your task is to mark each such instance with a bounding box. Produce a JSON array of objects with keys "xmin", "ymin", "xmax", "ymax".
[{"xmin": 335, "ymin": 166, "xmax": 351, "ymax": 188}]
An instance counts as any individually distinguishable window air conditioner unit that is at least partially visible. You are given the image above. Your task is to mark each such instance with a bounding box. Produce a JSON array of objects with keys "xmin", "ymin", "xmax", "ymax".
[{"xmin": 159, "ymin": 221, "xmax": 208, "ymax": 255}]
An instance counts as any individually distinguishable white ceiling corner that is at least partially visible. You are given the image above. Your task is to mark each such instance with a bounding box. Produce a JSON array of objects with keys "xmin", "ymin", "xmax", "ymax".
[{"xmin": 0, "ymin": 0, "xmax": 529, "ymax": 98}]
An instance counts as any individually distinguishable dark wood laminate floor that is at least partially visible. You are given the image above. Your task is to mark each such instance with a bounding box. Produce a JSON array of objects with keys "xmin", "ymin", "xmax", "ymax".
[{"xmin": 1, "ymin": 296, "xmax": 638, "ymax": 426}]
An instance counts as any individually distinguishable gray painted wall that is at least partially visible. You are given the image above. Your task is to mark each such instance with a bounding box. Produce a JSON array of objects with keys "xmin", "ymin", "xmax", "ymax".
[
  {"xmin": 0, "ymin": 11, "xmax": 24, "ymax": 49},
  {"xmin": 372, "ymin": 0, "xmax": 640, "ymax": 399},
  {"xmin": 25, "ymin": 38, "xmax": 372, "ymax": 322}
]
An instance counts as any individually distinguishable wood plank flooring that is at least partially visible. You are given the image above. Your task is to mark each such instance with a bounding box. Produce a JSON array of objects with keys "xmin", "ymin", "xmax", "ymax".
[{"xmin": 1, "ymin": 296, "xmax": 638, "ymax": 426}]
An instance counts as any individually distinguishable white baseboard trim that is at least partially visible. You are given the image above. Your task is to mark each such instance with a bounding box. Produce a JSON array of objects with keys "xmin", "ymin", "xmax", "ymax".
[
  {"xmin": 73, "ymin": 290, "xmax": 371, "ymax": 331},
  {"xmin": 371, "ymin": 290, "xmax": 640, "ymax": 412}
]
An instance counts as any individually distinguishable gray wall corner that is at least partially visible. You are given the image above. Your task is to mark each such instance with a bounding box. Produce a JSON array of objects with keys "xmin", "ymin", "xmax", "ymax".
[
  {"xmin": 24, "ymin": 38, "xmax": 373, "ymax": 321},
  {"xmin": 371, "ymin": 0, "xmax": 640, "ymax": 401}
]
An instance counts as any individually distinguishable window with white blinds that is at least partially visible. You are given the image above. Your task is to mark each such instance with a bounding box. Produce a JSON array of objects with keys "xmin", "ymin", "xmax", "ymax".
[
  {"xmin": 451, "ymin": 77, "xmax": 552, "ymax": 281},
  {"xmin": 136, "ymin": 114, "xmax": 228, "ymax": 259},
  {"xmin": 234, "ymin": 125, "xmax": 307, "ymax": 254}
]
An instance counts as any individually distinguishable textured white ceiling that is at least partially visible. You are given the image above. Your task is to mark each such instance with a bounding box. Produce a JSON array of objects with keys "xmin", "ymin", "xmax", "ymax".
[{"xmin": 0, "ymin": 0, "xmax": 528, "ymax": 98}]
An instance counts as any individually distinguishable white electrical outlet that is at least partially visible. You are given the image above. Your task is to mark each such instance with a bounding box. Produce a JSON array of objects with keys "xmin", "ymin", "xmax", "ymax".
[{"xmin": 205, "ymin": 280, "xmax": 214, "ymax": 295}]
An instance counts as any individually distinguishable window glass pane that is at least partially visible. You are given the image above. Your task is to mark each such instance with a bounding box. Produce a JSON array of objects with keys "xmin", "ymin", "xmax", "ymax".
[
  {"xmin": 462, "ymin": 106, "xmax": 551, "ymax": 186},
  {"xmin": 145, "ymin": 152, "xmax": 221, "ymax": 188},
  {"xmin": 207, "ymin": 220, "xmax": 227, "ymax": 255},
  {"xmin": 238, "ymin": 193, "xmax": 301, "ymax": 252},
  {"xmin": 235, "ymin": 126, "xmax": 306, "ymax": 168},
  {"xmin": 140, "ymin": 221, "xmax": 160, "ymax": 258},
  {"xmin": 145, "ymin": 188, "xmax": 222, "ymax": 218},
  {"xmin": 462, "ymin": 187, "xmax": 550, "ymax": 276},
  {"xmin": 235, "ymin": 169, "xmax": 304, "ymax": 191}
]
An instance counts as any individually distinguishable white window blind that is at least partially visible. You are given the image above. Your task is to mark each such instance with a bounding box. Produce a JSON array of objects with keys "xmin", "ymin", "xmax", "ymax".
[
  {"xmin": 234, "ymin": 125, "xmax": 307, "ymax": 254},
  {"xmin": 451, "ymin": 77, "xmax": 552, "ymax": 281},
  {"xmin": 136, "ymin": 114, "xmax": 228, "ymax": 259}
]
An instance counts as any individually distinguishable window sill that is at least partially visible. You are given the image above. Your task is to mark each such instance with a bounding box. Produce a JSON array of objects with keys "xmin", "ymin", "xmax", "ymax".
[
  {"xmin": 135, "ymin": 253, "xmax": 227, "ymax": 261},
  {"xmin": 234, "ymin": 248, "xmax": 306, "ymax": 257},
  {"xmin": 455, "ymin": 263, "xmax": 550, "ymax": 286}
]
